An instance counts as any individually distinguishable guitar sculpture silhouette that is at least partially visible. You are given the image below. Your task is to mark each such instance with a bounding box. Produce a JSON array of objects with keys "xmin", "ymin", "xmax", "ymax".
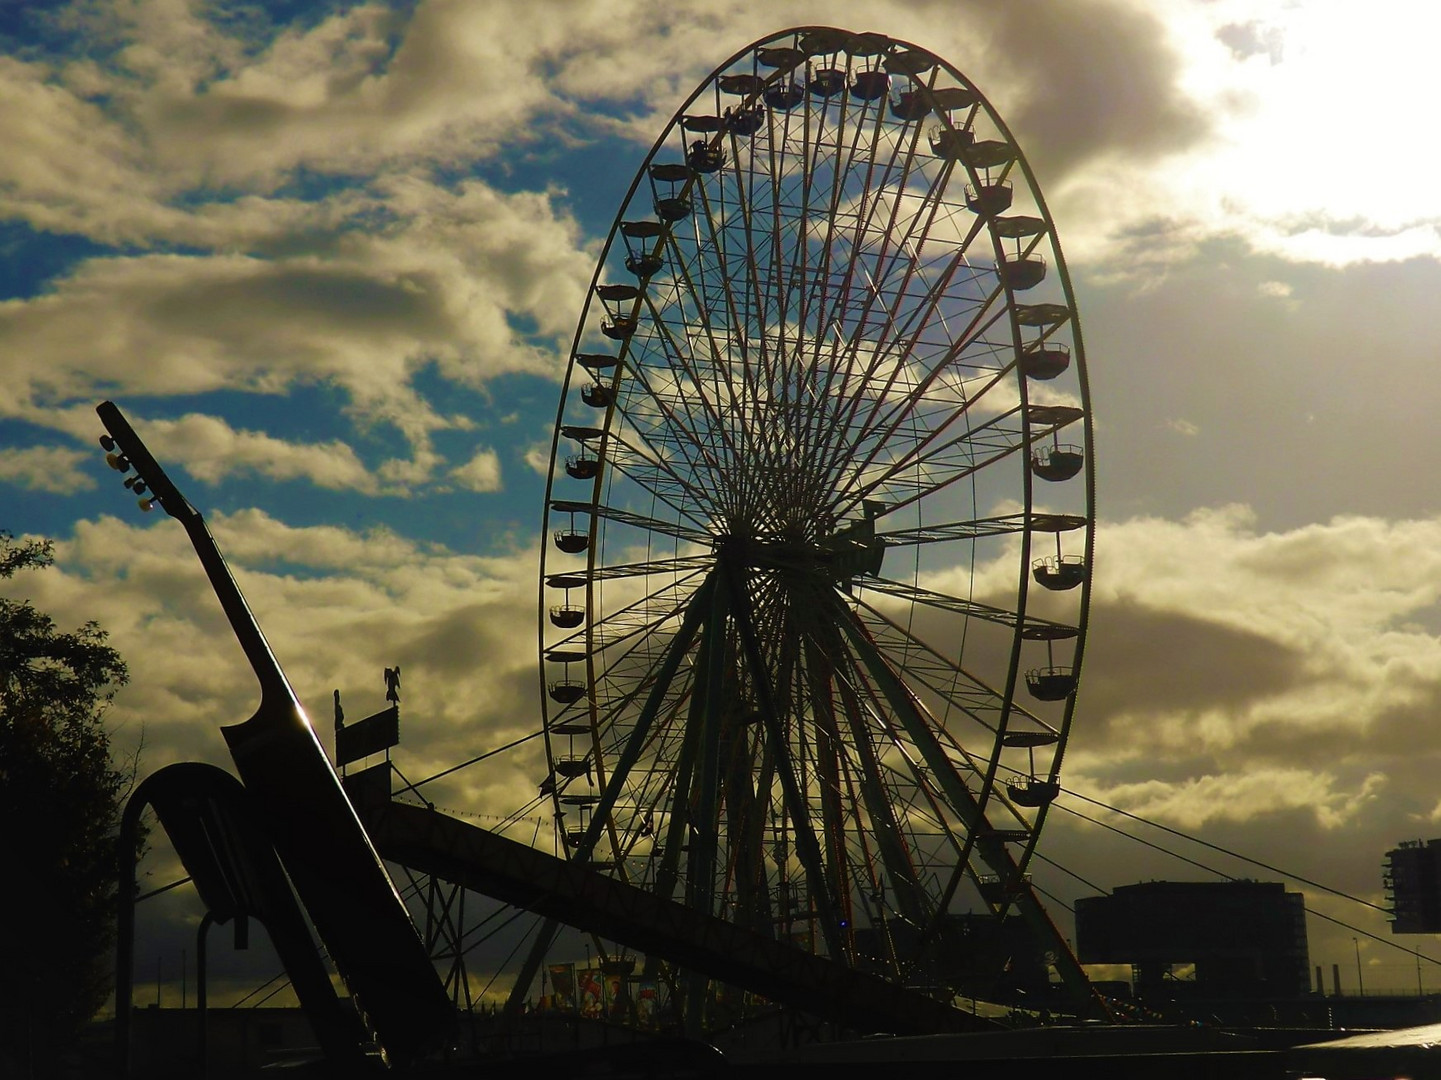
[{"xmin": 96, "ymin": 401, "xmax": 453, "ymax": 1066}]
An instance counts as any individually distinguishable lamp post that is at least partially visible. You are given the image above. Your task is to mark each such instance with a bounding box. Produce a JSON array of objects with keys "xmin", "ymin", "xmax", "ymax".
[{"xmin": 1354, "ymin": 937, "xmax": 1364, "ymax": 996}]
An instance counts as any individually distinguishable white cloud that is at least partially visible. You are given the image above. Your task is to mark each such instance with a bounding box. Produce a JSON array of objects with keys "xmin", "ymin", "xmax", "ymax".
[
  {"xmin": 450, "ymin": 447, "xmax": 503, "ymax": 493},
  {"xmin": 522, "ymin": 436, "xmax": 552, "ymax": 477},
  {"xmin": 0, "ymin": 178, "xmax": 592, "ymax": 477},
  {"xmin": 136, "ymin": 412, "xmax": 381, "ymax": 493},
  {"xmin": 0, "ymin": 444, "xmax": 96, "ymax": 493},
  {"xmin": 1077, "ymin": 769, "xmax": 1388, "ymax": 831}
]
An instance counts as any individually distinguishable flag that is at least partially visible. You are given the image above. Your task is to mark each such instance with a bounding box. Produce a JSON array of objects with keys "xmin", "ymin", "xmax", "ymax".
[
  {"xmin": 578, "ymin": 968, "xmax": 604, "ymax": 1019},
  {"xmin": 548, "ymin": 963, "xmax": 576, "ymax": 1012},
  {"xmin": 636, "ymin": 981, "xmax": 659, "ymax": 1030}
]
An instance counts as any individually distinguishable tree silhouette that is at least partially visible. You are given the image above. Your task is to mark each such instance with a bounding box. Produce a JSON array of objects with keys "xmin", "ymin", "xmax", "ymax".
[{"xmin": 0, "ymin": 531, "xmax": 135, "ymax": 1073}]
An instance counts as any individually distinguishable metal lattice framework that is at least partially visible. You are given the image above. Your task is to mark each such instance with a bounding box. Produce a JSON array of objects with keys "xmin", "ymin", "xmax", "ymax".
[{"xmin": 533, "ymin": 26, "xmax": 1095, "ymax": 1003}]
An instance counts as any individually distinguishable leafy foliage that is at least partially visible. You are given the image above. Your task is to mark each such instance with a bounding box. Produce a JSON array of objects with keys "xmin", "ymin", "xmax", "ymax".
[{"xmin": 0, "ymin": 531, "xmax": 135, "ymax": 1068}]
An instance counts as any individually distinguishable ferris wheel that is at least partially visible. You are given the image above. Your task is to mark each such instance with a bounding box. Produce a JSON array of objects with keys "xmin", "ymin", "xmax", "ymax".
[{"xmin": 535, "ymin": 26, "xmax": 1093, "ymax": 991}]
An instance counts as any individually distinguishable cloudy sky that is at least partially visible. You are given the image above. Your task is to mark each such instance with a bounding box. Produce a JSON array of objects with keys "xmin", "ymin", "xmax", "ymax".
[{"xmin": 5, "ymin": 0, "xmax": 1441, "ymax": 1006}]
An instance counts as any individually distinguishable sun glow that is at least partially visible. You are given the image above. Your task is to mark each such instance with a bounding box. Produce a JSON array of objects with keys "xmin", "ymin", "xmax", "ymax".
[
  {"xmin": 1066, "ymin": 0, "xmax": 1441, "ymax": 268},
  {"xmin": 1230, "ymin": 5, "xmax": 1440, "ymax": 221}
]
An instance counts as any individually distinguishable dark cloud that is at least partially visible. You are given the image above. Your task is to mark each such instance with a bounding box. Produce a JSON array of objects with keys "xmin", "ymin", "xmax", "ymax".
[
  {"xmin": 1347, "ymin": 682, "xmax": 1441, "ymax": 770},
  {"xmin": 1082, "ymin": 598, "xmax": 1304, "ymax": 722},
  {"xmin": 962, "ymin": 0, "xmax": 1212, "ymax": 181},
  {"xmin": 148, "ymin": 265, "xmax": 449, "ymax": 337},
  {"xmin": 1081, "ymin": 241, "xmax": 1441, "ymax": 530}
]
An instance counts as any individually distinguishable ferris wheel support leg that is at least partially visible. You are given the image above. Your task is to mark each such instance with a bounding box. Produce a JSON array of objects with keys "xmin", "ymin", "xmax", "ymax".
[
  {"xmin": 682, "ymin": 581, "xmax": 729, "ymax": 1037},
  {"xmin": 503, "ymin": 917, "xmax": 561, "ymax": 1018},
  {"xmin": 577, "ymin": 573, "xmax": 717, "ymax": 862},
  {"xmin": 684, "ymin": 575, "xmax": 729, "ymax": 921},
  {"xmin": 508, "ymin": 576, "xmax": 720, "ymax": 1018},
  {"xmin": 833, "ymin": 602, "xmax": 1104, "ymax": 1018},
  {"xmin": 722, "ymin": 563, "xmax": 847, "ymax": 963},
  {"xmin": 809, "ymin": 620, "xmax": 933, "ymax": 933},
  {"xmin": 651, "ymin": 684, "xmax": 705, "ymax": 909}
]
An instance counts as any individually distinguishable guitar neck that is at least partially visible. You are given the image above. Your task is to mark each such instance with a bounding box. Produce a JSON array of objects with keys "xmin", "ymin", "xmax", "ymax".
[
  {"xmin": 95, "ymin": 401, "xmax": 292, "ymax": 704},
  {"xmin": 177, "ymin": 506, "xmax": 293, "ymax": 704}
]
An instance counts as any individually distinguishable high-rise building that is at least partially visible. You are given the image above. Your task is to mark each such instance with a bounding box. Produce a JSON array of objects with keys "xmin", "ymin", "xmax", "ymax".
[{"xmin": 1384, "ymin": 839, "xmax": 1441, "ymax": 933}]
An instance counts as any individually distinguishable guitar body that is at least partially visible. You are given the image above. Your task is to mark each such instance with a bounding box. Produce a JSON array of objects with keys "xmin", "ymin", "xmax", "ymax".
[
  {"xmin": 96, "ymin": 402, "xmax": 454, "ymax": 1065},
  {"xmin": 221, "ymin": 697, "xmax": 455, "ymax": 1064}
]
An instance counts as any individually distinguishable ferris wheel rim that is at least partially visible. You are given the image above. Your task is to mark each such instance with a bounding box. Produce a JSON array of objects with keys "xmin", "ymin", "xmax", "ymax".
[{"xmin": 534, "ymin": 25, "xmax": 1095, "ymax": 973}]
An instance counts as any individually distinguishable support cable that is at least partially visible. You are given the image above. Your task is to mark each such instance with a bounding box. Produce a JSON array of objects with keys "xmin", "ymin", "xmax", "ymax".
[
  {"xmin": 1046, "ymin": 793, "xmax": 1441, "ymax": 969},
  {"xmin": 1059, "ymin": 786, "xmax": 1391, "ymax": 916}
]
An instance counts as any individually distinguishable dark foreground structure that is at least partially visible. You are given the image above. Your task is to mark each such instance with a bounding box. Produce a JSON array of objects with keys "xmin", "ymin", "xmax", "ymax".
[
  {"xmin": 108, "ymin": 1009, "xmax": 1441, "ymax": 1080},
  {"xmin": 1076, "ymin": 880, "xmax": 1311, "ymax": 1003}
]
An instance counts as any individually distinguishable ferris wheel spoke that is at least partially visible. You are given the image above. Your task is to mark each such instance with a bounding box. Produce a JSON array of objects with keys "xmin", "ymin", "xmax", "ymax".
[
  {"xmin": 830, "ymin": 290, "xmax": 1013, "ymax": 495},
  {"xmin": 799, "ymin": 158, "xmax": 974, "ymax": 475},
  {"xmin": 754, "ymin": 109, "xmax": 788, "ymax": 412},
  {"xmin": 802, "ymin": 214, "xmax": 985, "ymax": 490},
  {"xmin": 601, "ymin": 419, "xmax": 722, "ymax": 522},
  {"xmin": 797, "ymin": 95, "xmax": 875, "ymax": 392},
  {"xmin": 589, "ymin": 554, "xmax": 717, "ymax": 588},
  {"xmin": 667, "ymin": 178, "xmax": 760, "ymax": 410},
  {"xmin": 551, "ymin": 499, "xmax": 713, "ymax": 548},
  {"xmin": 624, "ymin": 343, "xmax": 740, "ymax": 496},
  {"xmin": 829, "ymin": 653, "xmax": 989, "ymax": 937},
  {"xmin": 832, "ymin": 389, "xmax": 1023, "ymax": 517},
  {"xmin": 693, "ymin": 159, "xmax": 758, "ymax": 397},
  {"xmin": 858, "ymin": 575, "xmax": 1075, "ymax": 641},
  {"xmin": 728, "ymin": 125, "xmax": 781, "ymax": 486},
  {"xmin": 785, "ymin": 109, "xmax": 904, "ymax": 479},
  {"xmin": 832, "ymin": 599, "xmax": 987, "ymax": 798},
  {"xmin": 874, "ymin": 511, "xmax": 1085, "ymax": 548},
  {"xmin": 846, "ymin": 399, "xmax": 1085, "ymax": 521},
  {"xmin": 808, "ymin": 169, "xmax": 987, "ymax": 462},
  {"xmin": 602, "ymin": 431, "xmax": 726, "ymax": 518},
  {"xmin": 851, "ymin": 597, "xmax": 1060, "ymax": 743},
  {"xmin": 588, "ymin": 681, "xmax": 696, "ymax": 871},
  {"xmin": 834, "ymin": 616, "xmax": 1074, "ymax": 959},
  {"xmin": 611, "ymin": 339, "xmax": 737, "ymax": 503},
  {"xmin": 648, "ymin": 231, "xmax": 752, "ymax": 474},
  {"xmin": 687, "ymin": 185, "xmax": 785, "ymax": 522},
  {"xmin": 845, "ymin": 619, "xmax": 1010, "ymax": 740},
  {"xmin": 573, "ymin": 569, "xmax": 707, "ymax": 659}
]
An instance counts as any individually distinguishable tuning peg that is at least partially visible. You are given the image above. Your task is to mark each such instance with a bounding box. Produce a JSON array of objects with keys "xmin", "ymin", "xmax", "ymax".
[
  {"xmin": 133, "ymin": 481, "xmax": 147, "ymax": 495},
  {"xmin": 99, "ymin": 434, "xmax": 116, "ymax": 451},
  {"xmin": 105, "ymin": 452, "xmax": 131, "ymax": 473},
  {"xmin": 123, "ymin": 475, "xmax": 137, "ymax": 489},
  {"xmin": 138, "ymin": 497, "xmax": 157, "ymax": 512}
]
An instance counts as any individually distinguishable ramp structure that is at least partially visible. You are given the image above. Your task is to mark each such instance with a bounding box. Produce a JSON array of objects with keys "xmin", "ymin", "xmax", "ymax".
[{"xmin": 355, "ymin": 785, "xmax": 990, "ymax": 1037}]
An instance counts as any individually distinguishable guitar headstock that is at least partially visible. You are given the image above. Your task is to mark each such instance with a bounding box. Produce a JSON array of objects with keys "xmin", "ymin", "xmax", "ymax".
[{"xmin": 95, "ymin": 401, "xmax": 190, "ymax": 520}]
